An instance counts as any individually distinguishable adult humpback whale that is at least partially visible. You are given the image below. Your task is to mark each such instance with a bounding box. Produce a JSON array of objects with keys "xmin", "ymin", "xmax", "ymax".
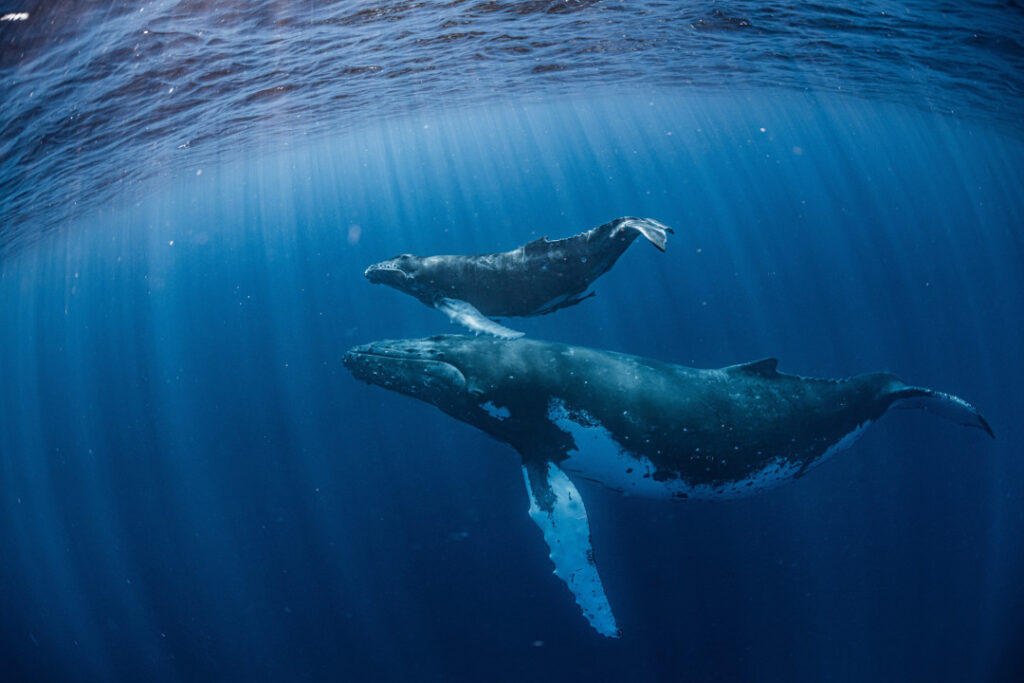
[
  {"xmin": 363, "ymin": 216, "xmax": 673, "ymax": 339},
  {"xmin": 343, "ymin": 335, "xmax": 993, "ymax": 637}
]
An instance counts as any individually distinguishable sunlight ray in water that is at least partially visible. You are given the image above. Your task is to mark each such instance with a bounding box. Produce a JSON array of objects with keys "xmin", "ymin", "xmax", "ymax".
[{"xmin": 0, "ymin": 2, "xmax": 1022, "ymax": 681}]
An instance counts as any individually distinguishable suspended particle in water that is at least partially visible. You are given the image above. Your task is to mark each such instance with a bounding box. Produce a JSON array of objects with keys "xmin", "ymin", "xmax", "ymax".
[{"xmin": 348, "ymin": 223, "xmax": 362, "ymax": 245}]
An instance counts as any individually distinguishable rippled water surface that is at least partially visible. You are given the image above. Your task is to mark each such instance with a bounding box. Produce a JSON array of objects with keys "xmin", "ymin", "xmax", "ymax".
[{"xmin": 2, "ymin": 0, "xmax": 1023, "ymax": 251}]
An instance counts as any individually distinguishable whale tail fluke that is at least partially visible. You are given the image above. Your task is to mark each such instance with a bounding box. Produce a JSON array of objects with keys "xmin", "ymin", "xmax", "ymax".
[
  {"xmin": 614, "ymin": 217, "xmax": 674, "ymax": 252},
  {"xmin": 889, "ymin": 386, "xmax": 995, "ymax": 438}
]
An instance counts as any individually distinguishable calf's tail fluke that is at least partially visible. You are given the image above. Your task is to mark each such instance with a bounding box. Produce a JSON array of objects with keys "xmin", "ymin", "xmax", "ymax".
[
  {"xmin": 889, "ymin": 386, "xmax": 995, "ymax": 438},
  {"xmin": 614, "ymin": 217, "xmax": 675, "ymax": 252}
]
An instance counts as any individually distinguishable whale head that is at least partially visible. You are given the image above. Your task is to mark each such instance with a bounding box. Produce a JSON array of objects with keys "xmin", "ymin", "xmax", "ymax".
[
  {"xmin": 343, "ymin": 335, "xmax": 521, "ymax": 415},
  {"xmin": 365, "ymin": 254, "xmax": 446, "ymax": 305},
  {"xmin": 364, "ymin": 254, "xmax": 419, "ymax": 287},
  {"xmin": 343, "ymin": 335, "xmax": 552, "ymax": 443},
  {"xmin": 344, "ymin": 336, "xmax": 471, "ymax": 408}
]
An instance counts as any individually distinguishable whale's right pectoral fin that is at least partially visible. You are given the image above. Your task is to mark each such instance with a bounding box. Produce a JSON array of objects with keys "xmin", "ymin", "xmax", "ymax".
[
  {"xmin": 435, "ymin": 297, "xmax": 525, "ymax": 339},
  {"xmin": 521, "ymin": 460, "xmax": 620, "ymax": 638}
]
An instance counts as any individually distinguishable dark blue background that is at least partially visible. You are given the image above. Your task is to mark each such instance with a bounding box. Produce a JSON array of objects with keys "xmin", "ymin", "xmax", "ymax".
[{"xmin": 1, "ymin": 93, "xmax": 1022, "ymax": 681}]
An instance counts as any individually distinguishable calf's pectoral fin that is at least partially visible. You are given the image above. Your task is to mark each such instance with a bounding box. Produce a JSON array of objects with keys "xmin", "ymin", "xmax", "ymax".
[
  {"xmin": 889, "ymin": 386, "xmax": 995, "ymax": 438},
  {"xmin": 521, "ymin": 459, "xmax": 620, "ymax": 638},
  {"xmin": 535, "ymin": 290, "xmax": 596, "ymax": 316},
  {"xmin": 613, "ymin": 217, "xmax": 675, "ymax": 252},
  {"xmin": 434, "ymin": 297, "xmax": 524, "ymax": 339}
]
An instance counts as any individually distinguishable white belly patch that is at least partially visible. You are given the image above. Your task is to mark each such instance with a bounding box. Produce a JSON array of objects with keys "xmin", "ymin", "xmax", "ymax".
[
  {"xmin": 547, "ymin": 398, "xmax": 825, "ymax": 501},
  {"xmin": 481, "ymin": 401, "xmax": 511, "ymax": 421}
]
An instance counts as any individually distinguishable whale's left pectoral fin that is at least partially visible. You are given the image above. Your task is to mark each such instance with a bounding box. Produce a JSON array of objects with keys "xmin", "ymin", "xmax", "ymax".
[
  {"xmin": 435, "ymin": 297, "xmax": 525, "ymax": 340},
  {"xmin": 521, "ymin": 460, "xmax": 620, "ymax": 638}
]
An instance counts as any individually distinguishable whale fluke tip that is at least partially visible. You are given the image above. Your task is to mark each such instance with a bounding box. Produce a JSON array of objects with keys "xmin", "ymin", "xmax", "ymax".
[
  {"xmin": 891, "ymin": 387, "xmax": 995, "ymax": 439},
  {"xmin": 615, "ymin": 217, "xmax": 674, "ymax": 252}
]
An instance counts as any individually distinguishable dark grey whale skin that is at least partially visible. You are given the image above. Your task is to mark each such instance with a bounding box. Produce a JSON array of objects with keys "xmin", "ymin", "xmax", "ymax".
[
  {"xmin": 364, "ymin": 217, "xmax": 670, "ymax": 318},
  {"xmin": 344, "ymin": 334, "xmax": 993, "ymax": 637},
  {"xmin": 343, "ymin": 335, "xmax": 994, "ymax": 496}
]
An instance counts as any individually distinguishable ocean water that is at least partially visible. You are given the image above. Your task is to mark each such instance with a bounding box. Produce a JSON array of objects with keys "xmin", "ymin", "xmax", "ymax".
[{"xmin": 2, "ymin": 2, "xmax": 1024, "ymax": 682}]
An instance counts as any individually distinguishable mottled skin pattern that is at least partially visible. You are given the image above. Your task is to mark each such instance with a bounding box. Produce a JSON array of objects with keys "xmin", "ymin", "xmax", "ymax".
[
  {"xmin": 345, "ymin": 335, "xmax": 992, "ymax": 636},
  {"xmin": 364, "ymin": 217, "xmax": 653, "ymax": 317},
  {"xmin": 343, "ymin": 336, "xmax": 992, "ymax": 495}
]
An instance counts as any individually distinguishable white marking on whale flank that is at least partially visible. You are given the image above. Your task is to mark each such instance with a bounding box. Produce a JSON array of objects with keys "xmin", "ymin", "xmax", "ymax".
[
  {"xmin": 481, "ymin": 401, "xmax": 510, "ymax": 421},
  {"xmin": 815, "ymin": 420, "xmax": 871, "ymax": 468},
  {"xmin": 547, "ymin": 398, "xmax": 804, "ymax": 500}
]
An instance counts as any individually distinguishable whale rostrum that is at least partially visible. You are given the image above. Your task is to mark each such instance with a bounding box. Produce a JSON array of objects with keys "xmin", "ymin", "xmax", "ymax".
[
  {"xmin": 343, "ymin": 335, "xmax": 993, "ymax": 637},
  {"xmin": 364, "ymin": 216, "xmax": 674, "ymax": 339}
]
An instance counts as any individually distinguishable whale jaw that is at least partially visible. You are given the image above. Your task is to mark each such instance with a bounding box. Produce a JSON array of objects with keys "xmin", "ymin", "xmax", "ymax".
[
  {"xmin": 343, "ymin": 339, "xmax": 470, "ymax": 409},
  {"xmin": 364, "ymin": 259, "xmax": 412, "ymax": 287}
]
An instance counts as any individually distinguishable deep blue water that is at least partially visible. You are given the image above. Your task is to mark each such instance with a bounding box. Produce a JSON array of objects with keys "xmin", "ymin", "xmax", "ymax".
[{"xmin": 2, "ymin": 3, "xmax": 1024, "ymax": 683}]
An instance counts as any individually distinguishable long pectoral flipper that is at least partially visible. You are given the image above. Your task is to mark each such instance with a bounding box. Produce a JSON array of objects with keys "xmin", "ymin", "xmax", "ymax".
[
  {"xmin": 435, "ymin": 297, "xmax": 525, "ymax": 339},
  {"xmin": 521, "ymin": 460, "xmax": 620, "ymax": 638}
]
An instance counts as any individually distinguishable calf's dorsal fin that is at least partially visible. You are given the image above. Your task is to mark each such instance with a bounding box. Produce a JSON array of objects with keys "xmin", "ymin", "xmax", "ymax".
[
  {"xmin": 724, "ymin": 357, "xmax": 779, "ymax": 377},
  {"xmin": 522, "ymin": 236, "xmax": 550, "ymax": 254}
]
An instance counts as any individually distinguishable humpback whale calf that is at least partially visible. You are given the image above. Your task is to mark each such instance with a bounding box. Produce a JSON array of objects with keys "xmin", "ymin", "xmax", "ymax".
[
  {"xmin": 364, "ymin": 216, "xmax": 673, "ymax": 339},
  {"xmin": 343, "ymin": 335, "xmax": 993, "ymax": 637}
]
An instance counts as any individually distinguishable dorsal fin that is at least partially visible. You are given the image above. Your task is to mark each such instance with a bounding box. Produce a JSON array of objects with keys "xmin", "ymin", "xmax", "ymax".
[
  {"xmin": 725, "ymin": 358, "xmax": 779, "ymax": 377},
  {"xmin": 523, "ymin": 236, "xmax": 549, "ymax": 253}
]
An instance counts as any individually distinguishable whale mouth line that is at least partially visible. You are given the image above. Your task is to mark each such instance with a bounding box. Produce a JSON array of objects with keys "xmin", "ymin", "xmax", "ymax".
[
  {"xmin": 364, "ymin": 263, "xmax": 409, "ymax": 279},
  {"xmin": 344, "ymin": 343, "xmax": 443, "ymax": 364},
  {"xmin": 347, "ymin": 346, "xmax": 423, "ymax": 360},
  {"xmin": 344, "ymin": 346, "xmax": 468, "ymax": 393},
  {"xmin": 348, "ymin": 349, "xmax": 412, "ymax": 361}
]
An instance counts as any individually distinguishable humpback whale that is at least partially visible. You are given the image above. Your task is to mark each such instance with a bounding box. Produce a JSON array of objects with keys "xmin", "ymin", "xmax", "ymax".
[
  {"xmin": 343, "ymin": 335, "xmax": 993, "ymax": 637},
  {"xmin": 364, "ymin": 216, "xmax": 673, "ymax": 339}
]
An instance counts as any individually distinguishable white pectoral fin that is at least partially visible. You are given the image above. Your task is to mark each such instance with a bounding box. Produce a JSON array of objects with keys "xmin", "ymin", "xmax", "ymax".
[
  {"xmin": 521, "ymin": 460, "xmax": 620, "ymax": 638},
  {"xmin": 435, "ymin": 297, "xmax": 524, "ymax": 339}
]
